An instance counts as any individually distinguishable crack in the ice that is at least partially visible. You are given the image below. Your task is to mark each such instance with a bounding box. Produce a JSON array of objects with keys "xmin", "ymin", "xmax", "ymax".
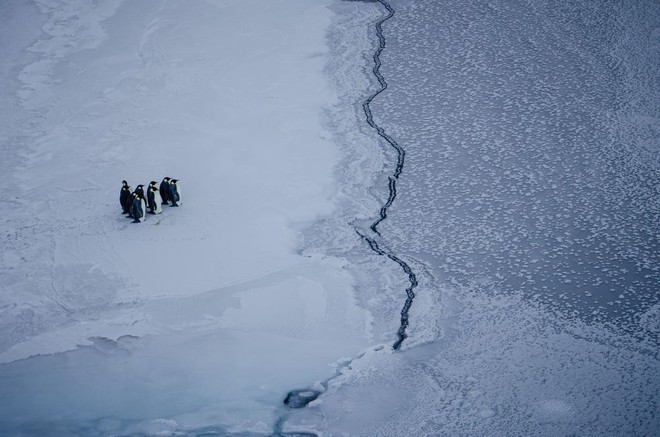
[
  {"xmin": 359, "ymin": 0, "xmax": 417, "ymax": 351},
  {"xmin": 272, "ymin": 348, "xmax": 380, "ymax": 436},
  {"xmin": 272, "ymin": 1, "xmax": 416, "ymax": 434},
  {"xmin": 357, "ymin": 230, "xmax": 417, "ymax": 350},
  {"xmin": 363, "ymin": 1, "xmax": 404, "ymax": 237}
]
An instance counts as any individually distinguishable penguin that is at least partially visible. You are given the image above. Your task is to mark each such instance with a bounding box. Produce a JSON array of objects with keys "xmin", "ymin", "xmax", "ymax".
[
  {"xmin": 159, "ymin": 177, "xmax": 171, "ymax": 205},
  {"xmin": 120, "ymin": 180, "xmax": 131, "ymax": 214},
  {"xmin": 147, "ymin": 181, "xmax": 162, "ymax": 214},
  {"xmin": 131, "ymin": 192, "xmax": 146, "ymax": 223},
  {"xmin": 134, "ymin": 184, "xmax": 146, "ymax": 200},
  {"xmin": 168, "ymin": 178, "xmax": 181, "ymax": 207},
  {"xmin": 124, "ymin": 185, "xmax": 134, "ymax": 218}
]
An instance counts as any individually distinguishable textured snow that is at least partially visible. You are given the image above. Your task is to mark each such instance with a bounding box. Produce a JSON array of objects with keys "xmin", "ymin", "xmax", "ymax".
[{"xmin": 0, "ymin": 0, "xmax": 375, "ymax": 434}]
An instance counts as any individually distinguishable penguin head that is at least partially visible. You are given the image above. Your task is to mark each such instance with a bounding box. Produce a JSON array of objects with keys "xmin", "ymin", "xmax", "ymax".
[
  {"xmin": 150, "ymin": 181, "xmax": 157, "ymax": 186},
  {"xmin": 171, "ymin": 179, "xmax": 178, "ymax": 184},
  {"xmin": 137, "ymin": 184, "xmax": 144, "ymax": 189},
  {"xmin": 163, "ymin": 177, "xmax": 171, "ymax": 182},
  {"xmin": 122, "ymin": 180, "xmax": 128, "ymax": 186}
]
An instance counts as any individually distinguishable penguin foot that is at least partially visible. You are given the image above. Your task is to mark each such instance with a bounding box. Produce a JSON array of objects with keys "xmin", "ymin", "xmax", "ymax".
[
  {"xmin": 170, "ymin": 204, "xmax": 179, "ymax": 207},
  {"xmin": 132, "ymin": 219, "xmax": 141, "ymax": 223}
]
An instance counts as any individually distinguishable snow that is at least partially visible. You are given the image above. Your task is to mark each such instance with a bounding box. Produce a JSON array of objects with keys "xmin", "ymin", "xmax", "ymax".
[
  {"xmin": 0, "ymin": 0, "xmax": 376, "ymax": 433},
  {"xmin": 2, "ymin": 0, "xmax": 660, "ymax": 435},
  {"xmin": 1, "ymin": 0, "xmax": 347, "ymax": 351}
]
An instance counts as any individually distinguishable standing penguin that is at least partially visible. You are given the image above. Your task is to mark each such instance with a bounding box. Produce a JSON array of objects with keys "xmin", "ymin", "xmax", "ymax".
[
  {"xmin": 131, "ymin": 192, "xmax": 147, "ymax": 223},
  {"xmin": 169, "ymin": 178, "xmax": 181, "ymax": 207},
  {"xmin": 124, "ymin": 185, "xmax": 134, "ymax": 218},
  {"xmin": 134, "ymin": 184, "xmax": 146, "ymax": 200},
  {"xmin": 147, "ymin": 181, "xmax": 162, "ymax": 214},
  {"xmin": 159, "ymin": 177, "xmax": 171, "ymax": 205},
  {"xmin": 120, "ymin": 180, "xmax": 131, "ymax": 214}
]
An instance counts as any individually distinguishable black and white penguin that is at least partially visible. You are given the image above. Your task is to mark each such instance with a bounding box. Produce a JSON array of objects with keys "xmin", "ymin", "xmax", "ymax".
[
  {"xmin": 131, "ymin": 192, "xmax": 147, "ymax": 223},
  {"xmin": 124, "ymin": 185, "xmax": 134, "ymax": 218},
  {"xmin": 120, "ymin": 180, "xmax": 131, "ymax": 214},
  {"xmin": 169, "ymin": 178, "xmax": 181, "ymax": 207},
  {"xmin": 134, "ymin": 184, "xmax": 146, "ymax": 200},
  {"xmin": 147, "ymin": 181, "xmax": 162, "ymax": 214},
  {"xmin": 159, "ymin": 177, "xmax": 171, "ymax": 205}
]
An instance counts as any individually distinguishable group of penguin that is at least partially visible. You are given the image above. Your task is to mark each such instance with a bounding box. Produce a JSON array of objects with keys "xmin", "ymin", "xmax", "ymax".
[{"xmin": 120, "ymin": 177, "xmax": 182, "ymax": 223}]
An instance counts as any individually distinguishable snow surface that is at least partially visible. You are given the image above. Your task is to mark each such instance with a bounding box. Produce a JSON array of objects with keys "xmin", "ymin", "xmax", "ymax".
[
  {"xmin": 0, "ymin": 0, "xmax": 379, "ymax": 434},
  {"xmin": 1, "ymin": 0, "xmax": 660, "ymax": 435}
]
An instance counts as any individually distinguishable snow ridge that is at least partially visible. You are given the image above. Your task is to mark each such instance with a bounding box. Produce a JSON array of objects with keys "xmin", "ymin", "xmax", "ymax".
[{"xmin": 357, "ymin": 0, "xmax": 418, "ymax": 350}]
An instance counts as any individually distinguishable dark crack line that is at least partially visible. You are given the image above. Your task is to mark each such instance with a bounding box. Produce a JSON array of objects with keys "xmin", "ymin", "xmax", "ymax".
[
  {"xmin": 356, "ymin": 229, "xmax": 417, "ymax": 350},
  {"xmin": 359, "ymin": 0, "xmax": 417, "ymax": 351},
  {"xmin": 363, "ymin": 0, "xmax": 403, "ymax": 236},
  {"xmin": 272, "ymin": 2, "xmax": 416, "ymax": 434}
]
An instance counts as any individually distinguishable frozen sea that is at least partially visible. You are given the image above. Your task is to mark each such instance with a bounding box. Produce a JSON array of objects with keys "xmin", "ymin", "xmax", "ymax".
[
  {"xmin": 1, "ymin": 0, "xmax": 660, "ymax": 436},
  {"xmin": 285, "ymin": 0, "xmax": 660, "ymax": 435}
]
